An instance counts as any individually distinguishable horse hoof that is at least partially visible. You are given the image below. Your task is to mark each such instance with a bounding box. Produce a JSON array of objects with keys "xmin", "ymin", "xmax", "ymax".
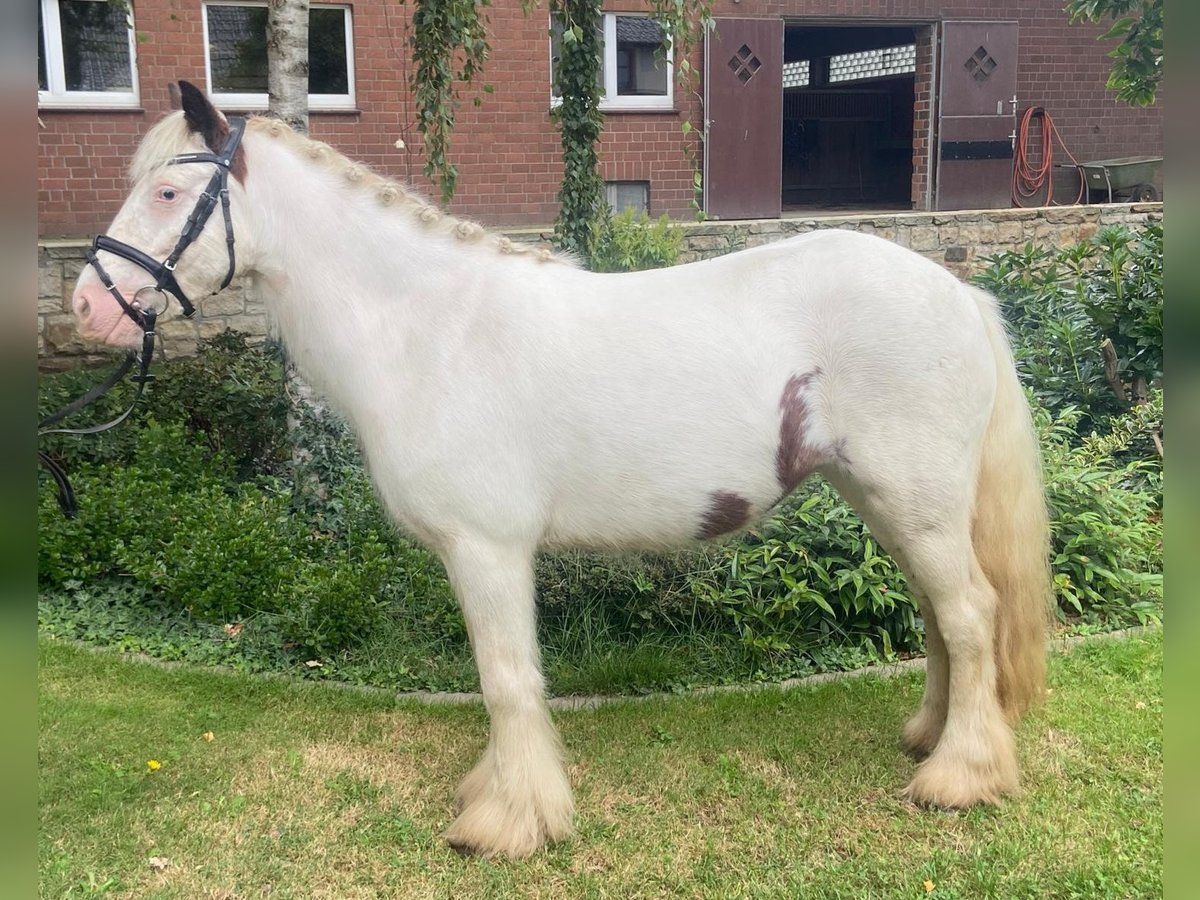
[{"xmin": 446, "ymin": 835, "xmax": 491, "ymax": 858}]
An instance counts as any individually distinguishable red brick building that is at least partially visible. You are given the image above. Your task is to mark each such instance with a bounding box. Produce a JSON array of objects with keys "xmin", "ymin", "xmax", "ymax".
[{"xmin": 37, "ymin": 0, "xmax": 1163, "ymax": 238}]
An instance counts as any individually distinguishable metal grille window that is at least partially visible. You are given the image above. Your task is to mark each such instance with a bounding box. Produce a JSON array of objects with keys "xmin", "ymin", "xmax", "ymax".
[
  {"xmin": 203, "ymin": 2, "xmax": 355, "ymax": 109},
  {"xmin": 828, "ymin": 44, "xmax": 916, "ymax": 83},
  {"xmin": 551, "ymin": 13, "xmax": 673, "ymax": 111},
  {"xmin": 782, "ymin": 60, "xmax": 810, "ymax": 89},
  {"xmin": 38, "ymin": 0, "xmax": 138, "ymax": 108}
]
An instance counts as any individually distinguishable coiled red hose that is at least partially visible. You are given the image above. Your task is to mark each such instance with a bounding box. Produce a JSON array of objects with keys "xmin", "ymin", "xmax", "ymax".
[{"xmin": 1012, "ymin": 106, "xmax": 1083, "ymax": 207}]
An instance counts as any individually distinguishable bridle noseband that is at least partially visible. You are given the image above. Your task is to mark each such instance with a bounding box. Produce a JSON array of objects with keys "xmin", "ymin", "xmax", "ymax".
[{"xmin": 39, "ymin": 116, "xmax": 247, "ymax": 517}]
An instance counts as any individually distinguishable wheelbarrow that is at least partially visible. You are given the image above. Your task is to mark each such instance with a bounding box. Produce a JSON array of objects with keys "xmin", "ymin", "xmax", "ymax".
[{"xmin": 1060, "ymin": 156, "xmax": 1163, "ymax": 203}]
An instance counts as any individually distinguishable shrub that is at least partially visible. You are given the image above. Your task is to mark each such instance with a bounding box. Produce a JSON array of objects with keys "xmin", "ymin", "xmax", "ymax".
[
  {"xmin": 37, "ymin": 421, "xmax": 231, "ymax": 585},
  {"xmin": 38, "ymin": 406, "xmax": 445, "ymax": 653},
  {"xmin": 1036, "ymin": 395, "xmax": 1163, "ymax": 625},
  {"xmin": 148, "ymin": 331, "xmax": 290, "ymax": 476},
  {"xmin": 124, "ymin": 480, "xmax": 303, "ymax": 623},
  {"xmin": 587, "ymin": 208, "xmax": 683, "ymax": 273},
  {"xmin": 688, "ymin": 482, "xmax": 918, "ymax": 658},
  {"xmin": 1077, "ymin": 224, "xmax": 1163, "ymax": 397},
  {"xmin": 38, "ymin": 330, "xmax": 288, "ymax": 477},
  {"xmin": 972, "ymin": 223, "xmax": 1163, "ymax": 432},
  {"xmin": 282, "ymin": 532, "xmax": 392, "ymax": 656}
]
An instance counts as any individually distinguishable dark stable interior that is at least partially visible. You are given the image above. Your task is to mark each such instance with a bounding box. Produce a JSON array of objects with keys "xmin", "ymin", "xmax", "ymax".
[{"xmin": 782, "ymin": 25, "xmax": 916, "ymax": 210}]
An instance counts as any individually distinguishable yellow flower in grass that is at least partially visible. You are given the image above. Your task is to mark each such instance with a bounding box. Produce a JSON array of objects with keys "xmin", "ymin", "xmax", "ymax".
[{"xmin": 146, "ymin": 759, "xmax": 162, "ymax": 772}]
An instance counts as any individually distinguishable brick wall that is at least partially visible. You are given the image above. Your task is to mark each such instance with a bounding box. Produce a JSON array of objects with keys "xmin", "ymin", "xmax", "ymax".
[
  {"xmin": 37, "ymin": 0, "xmax": 1163, "ymax": 239},
  {"xmin": 39, "ymin": 201, "xmax": 1161, "ymax": 370}
]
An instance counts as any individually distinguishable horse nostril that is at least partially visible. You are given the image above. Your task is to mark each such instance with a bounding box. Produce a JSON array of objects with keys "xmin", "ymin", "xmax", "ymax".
[{"xmin": 77, "ymin": 296, "xmax": 91, "ymax": 319}]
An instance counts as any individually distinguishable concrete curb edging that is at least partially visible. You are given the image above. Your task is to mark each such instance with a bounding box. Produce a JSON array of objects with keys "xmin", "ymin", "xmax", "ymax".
[{"xmin": 46, "ymin": 625, "xmax": 1157, "ymax": 712}]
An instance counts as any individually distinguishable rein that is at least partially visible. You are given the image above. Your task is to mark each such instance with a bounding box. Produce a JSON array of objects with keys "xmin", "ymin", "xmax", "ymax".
[{"xmin": 38, "ymin": 117, "xmax": 246, "ymax": 518}]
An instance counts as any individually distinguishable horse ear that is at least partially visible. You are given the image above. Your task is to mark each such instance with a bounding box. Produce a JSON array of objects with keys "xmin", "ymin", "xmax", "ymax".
[
  {"xmin": 167, "ymin": 82, "xmax": 182, "ymax": 110},
  {"xmin": 178, "ymin": 80, "xmax": 226, "ymax": 151}
]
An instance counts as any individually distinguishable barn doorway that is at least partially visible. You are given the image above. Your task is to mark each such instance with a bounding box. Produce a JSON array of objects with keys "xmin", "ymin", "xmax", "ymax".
[{"xmin": 782, "ymin": 24, "xmax": 918, "ymax": 212}]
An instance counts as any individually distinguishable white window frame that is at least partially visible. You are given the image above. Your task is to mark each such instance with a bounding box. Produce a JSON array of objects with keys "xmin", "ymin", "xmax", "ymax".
[
  {"xmin": 550, "ymin": 12, "xmax": 674, "ymax": 112},
  {"xmin": 202, "ymin": 1, "xmax": 356, "ymax": 111},
  {"xmin": 38, "ymin": 0, "xmax": 140, "ymax": 110}
]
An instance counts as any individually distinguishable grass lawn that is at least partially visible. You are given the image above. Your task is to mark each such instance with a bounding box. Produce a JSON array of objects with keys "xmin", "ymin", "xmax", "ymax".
[{"xmin": 39, "ymin": 630, "xmax": 1162, "ymax": 899}]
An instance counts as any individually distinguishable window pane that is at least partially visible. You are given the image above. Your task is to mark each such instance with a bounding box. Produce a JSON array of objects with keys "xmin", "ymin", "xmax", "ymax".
[
  {"xmin": 782, "ymin": 60, "xmax": 810, "ymax": 89},
  {"xmin": 605, "ymin": 181, "xmax": 648, "ymax": 214},
  {"xmin": 614, "ymin": 16, "xmax": 666, "ymax": 97},
  {"xmin": 207, "ymin": 5, "xmax": 351, "ymax": 97},
  {"xmin": 59, "ymin": 0, "xmax": 133, "ymax": 92},
  {"xmin": 550, "ymin": 18, "xmax": 604, "ymax": 99},
  {"xmin": 309, "ymin": 8, "xmax": 348, "ymax": 94},
  {"xmin": 38, "ymin": 2, "xmax": 48, "ymax": 90},
  {"xmin": 207, "ymin": 5, "xmax": 269, "ymax": 94}
]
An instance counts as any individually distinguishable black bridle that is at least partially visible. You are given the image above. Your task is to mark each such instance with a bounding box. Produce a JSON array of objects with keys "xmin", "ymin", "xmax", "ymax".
[
  {"xmin": 38, "ymin": 117, "xmax": 247, "ymax": 517},
  {"xmin": 86, "ymin": 116, "xmax": 246, "ymax": 327}
]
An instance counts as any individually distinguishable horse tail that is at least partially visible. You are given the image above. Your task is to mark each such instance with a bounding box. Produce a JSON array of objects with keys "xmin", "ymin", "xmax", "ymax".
[{"xmin": 968, "ymin": 285, "xmax": 1052, "ymax": 721}]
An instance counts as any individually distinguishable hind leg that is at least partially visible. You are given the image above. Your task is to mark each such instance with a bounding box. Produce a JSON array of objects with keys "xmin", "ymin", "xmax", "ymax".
[
  {"xmin": 825, "ymin": 470, "xmax": 1017, "ymax": 807},
  {"xmin": 896, "ymin": 532, "xmax": 1017, "ymax": 806},
  {"xmin": 822, "ymin": 473, "xmax": 948, "ymax": 760},
  {"xmin": 900, "ymin": 596, "xmax": 948, "ymax": 759}
]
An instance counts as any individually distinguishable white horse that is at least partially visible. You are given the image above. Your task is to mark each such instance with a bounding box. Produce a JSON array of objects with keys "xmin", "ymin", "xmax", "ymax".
[{"xmin": 71, "ymin": 83, "xmax": 1049, "ymax": 859}]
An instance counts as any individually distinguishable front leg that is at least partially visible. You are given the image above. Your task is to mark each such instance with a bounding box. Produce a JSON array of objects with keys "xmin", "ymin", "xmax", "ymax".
[{"xmin": 440, "ymin": 539, "xmax": 574, "ymax": 858}]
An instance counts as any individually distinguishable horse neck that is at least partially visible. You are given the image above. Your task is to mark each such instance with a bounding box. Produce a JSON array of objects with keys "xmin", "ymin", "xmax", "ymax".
[{"xmin": 237, "ymin": 130, "xmax": 488, "ymax": 402}]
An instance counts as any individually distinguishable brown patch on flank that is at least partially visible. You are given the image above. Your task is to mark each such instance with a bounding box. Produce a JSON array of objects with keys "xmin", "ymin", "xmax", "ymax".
[
  {"xmin": 776, "ymin": 370, "xmax": 824, "ymax": 493},
  {"xmin": 697, "ymin": 490, "xmax": 753, "ymax": 540}
]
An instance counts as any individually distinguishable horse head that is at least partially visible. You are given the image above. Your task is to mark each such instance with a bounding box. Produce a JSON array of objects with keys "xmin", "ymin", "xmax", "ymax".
[{"xmin": 71, "ymin": 81, "xmax": 251, "ymax": 348}]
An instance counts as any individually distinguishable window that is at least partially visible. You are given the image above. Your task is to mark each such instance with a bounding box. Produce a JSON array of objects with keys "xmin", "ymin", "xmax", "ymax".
[
  {"xmin": 782, "ymin": 60, "xmax": 810, "ymax": 89},
  {"xmin": 203, "ymin": 2, "xmax": 355, "ymax": 109},
  {"xmin": 551, "ymin": 13, "xmax": 673, "ymax": 111},
  {"xmin": 606, "ymin": 181, "xmax": 649, "ymax": 214},
  {"xmin": 828, "ymin": 44, "xmax": 916, "ymax": 84},
  {"xmin": 38, "ymin": 0, "xmax": 139, "ymax": 108}
]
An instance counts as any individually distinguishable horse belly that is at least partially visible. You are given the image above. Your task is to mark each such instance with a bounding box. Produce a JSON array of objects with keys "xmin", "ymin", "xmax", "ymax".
[{"xmin": 539, "ymin": 402, "xmax": 825, "ymax": 551}]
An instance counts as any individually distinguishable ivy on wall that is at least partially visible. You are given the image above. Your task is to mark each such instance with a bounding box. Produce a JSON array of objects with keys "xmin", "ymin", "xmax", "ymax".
[
  {"xmin": 645, "ymin": 0, "xmax": 715, "ymax": 217},
  {"xmin": 406, "ymin": 0, "xmax": 493, "ymax": 204},
  {"xmin": 548, "ymin": 0, "xmax": 605, "ymax": 259},
  {"xmin": 406, "ymin": 0, "xmax": 713, "ymax": 245}
]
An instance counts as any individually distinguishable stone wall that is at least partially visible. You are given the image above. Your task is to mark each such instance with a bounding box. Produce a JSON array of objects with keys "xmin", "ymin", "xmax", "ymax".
[
  {"xmin": 39, "ymin": 239, "xmax": 271, "ymax": 371},
  {"xmin": 38, "ymin": 201, "xmax": 1162, "ymax": 370},
  {"xmin": 671, "ymin": 202, "xmax": 1164, "ymax": 280}
]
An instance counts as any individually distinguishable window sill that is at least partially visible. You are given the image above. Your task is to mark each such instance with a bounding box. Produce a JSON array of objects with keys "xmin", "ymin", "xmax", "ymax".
[
  {"xmin": 550, "ymin": 102, "xmax": 679, "ymax": 116},
  {"xmin": 601, "ymin": 106, "xmax": 680, "ymax": 116},
  {"xmin": 38, "ymin": 101, "xmax": 143, "ymax": 113},
  {"xmin": 213, "ymin": 106, "xmax": 363, "ymax": 117}
]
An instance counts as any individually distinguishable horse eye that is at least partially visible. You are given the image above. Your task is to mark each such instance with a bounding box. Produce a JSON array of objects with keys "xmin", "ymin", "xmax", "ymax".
[{"xmin": 158, "ymin": 188, "xmax": 178, "ymax": 202}]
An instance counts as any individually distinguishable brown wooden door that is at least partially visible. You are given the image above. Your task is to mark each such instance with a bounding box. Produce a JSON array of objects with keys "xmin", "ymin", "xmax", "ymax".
[
  {"xmin": 935, "ymin": 20, "xmax": 1019, "ymax": 210},
  {"xmin": 705, "ymin": 18, "xmax": 783, "ymax": 219}
]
